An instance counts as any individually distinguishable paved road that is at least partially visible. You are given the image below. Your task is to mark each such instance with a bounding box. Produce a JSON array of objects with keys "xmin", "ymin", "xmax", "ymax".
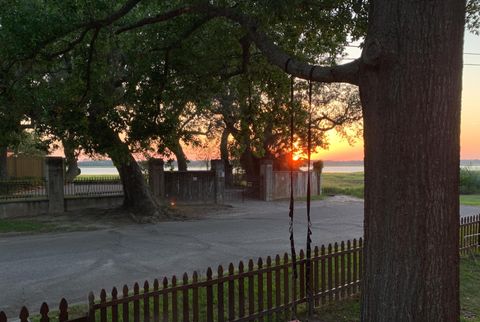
[{"xmin": 0, "ymin": 197, "xmax": 479, "ymax": 316}]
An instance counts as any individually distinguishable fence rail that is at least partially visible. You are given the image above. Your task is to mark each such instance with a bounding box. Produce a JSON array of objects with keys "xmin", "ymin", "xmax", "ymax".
[
  {"xmin": 0, "ymin": 178, "xmax": 47, "ymax": 201},
  {"xmin": 1, "ymin": 215, "xmax": 479, "ymax": 322},
  {"xmin": 65, "ymin": 177, "xmax": 124, "ymax": 198}
]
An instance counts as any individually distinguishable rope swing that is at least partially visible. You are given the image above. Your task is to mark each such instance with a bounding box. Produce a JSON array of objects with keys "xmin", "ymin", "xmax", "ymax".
[
  {"xmin": 305, "ymin": 66, "xmax": 316, "ymax": 318},
  {"xmin": 286, "ymin": 60, "xmax": 315, "ymax": 321},
  {"xmin": 285, "ymin": 59, "xmax": 299, "ymax": 321}
]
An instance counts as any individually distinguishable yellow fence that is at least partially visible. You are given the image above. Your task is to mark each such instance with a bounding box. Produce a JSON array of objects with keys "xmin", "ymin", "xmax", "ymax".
[{"xmin": 7, "ymin": 155, "xmax": 45, "ymax": 178}]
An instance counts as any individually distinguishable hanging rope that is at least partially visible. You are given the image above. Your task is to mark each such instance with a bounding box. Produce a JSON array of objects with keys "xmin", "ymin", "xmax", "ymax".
[
  {"xmin": 285, "ymin": 59, "xmax": 299, "ymax": 321},
  {"xmin": 305, "ymin": 66, "xmax": 316, "ymax": 318}
]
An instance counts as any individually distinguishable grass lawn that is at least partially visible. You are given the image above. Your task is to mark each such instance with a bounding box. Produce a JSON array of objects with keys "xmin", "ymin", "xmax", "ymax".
[
  {"xmin": 321, "ymin": 172, "xmax": 364, "ymax": 199},
  {"xmin": 321, "ymin": 172, "xmax": 480, "ymax": 207},
  {"xmin": 460, "ymin": 195, "xmax": 480, "ymax": 206},
  {"xmin": 0, "ymin": 219, "xmax": 57, "ymax": 234}
]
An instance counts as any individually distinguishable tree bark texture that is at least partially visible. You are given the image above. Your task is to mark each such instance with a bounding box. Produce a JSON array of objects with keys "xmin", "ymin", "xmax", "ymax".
[{"xmin": 359, "ymin": 1, "xmax": 465, "ymax": 321}]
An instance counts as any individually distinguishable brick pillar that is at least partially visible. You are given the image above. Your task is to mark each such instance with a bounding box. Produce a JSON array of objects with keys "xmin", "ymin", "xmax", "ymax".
[
  {"xmin": 46, "ymin": 157, "xmax": 65, "ymax": 213},
  {"xmin": 260, "ymin": 159, "xmax": 273, "ymax": 201},
  {"xmin": 148, "ymin": 158, "xmax": 165, "ymax": 200},
  {"xmin": 211, "ymin": 159, "xmax": 225, "ymax": 204}
]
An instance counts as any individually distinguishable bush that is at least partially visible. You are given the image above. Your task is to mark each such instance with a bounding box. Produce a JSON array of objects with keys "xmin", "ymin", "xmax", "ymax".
[{"xmin": 459, "ymin": 168, "xmax": 480, "ymax": 194}]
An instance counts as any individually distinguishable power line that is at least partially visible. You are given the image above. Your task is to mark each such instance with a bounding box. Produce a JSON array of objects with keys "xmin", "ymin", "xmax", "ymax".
[{"xmin": 465, "ymin": 52, "xmax": 480, "ymax": 55}]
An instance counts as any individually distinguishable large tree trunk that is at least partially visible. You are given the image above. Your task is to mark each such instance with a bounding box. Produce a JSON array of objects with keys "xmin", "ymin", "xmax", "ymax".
[
  {"xmin": 0, "ymin": 146, "xmax": 7, "ymax": 180},
  {"xmin": 108, "ymin": 134, "xmax": 164, "ymax": 220},
  {"xmin": 88, "ymin": 110, "xmax": 164, "ymax": 220},
  {"xmin": 359, "ymin": 1, "xmax": 465, "ymax": 321}
]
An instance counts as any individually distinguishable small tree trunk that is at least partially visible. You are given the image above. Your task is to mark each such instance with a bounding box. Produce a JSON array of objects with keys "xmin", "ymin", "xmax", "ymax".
[
  {"xmin": 63, "ymin": 140, "xmax": 80, "ymax": 183},
  {"xmin": 220, "ymin": 128, "xmax": 233, "ymax": 186},
  {"xmin": 0, "ymin": 146, "xmax": 7, "ymax": 180},
  {"xmin": 168, "ymin": 140, "xmax": 188, "ymax": 171},
  {"xmin": 359, "ymin": 1, "xmax": 464, "ymax": 320}
]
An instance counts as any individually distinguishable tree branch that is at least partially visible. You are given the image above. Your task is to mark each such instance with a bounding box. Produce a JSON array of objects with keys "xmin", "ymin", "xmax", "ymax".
[
  {"xmin": 200, "ymin": 5, "xmax": 361, "ymax": 85},
  {"xmin": 118, "ymin": 3, "xmax": 361, "ymax": 84}
]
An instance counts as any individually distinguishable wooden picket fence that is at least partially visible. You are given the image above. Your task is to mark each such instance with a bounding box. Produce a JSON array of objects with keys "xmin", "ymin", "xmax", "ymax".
[{"xmin": 1, "ymin": 214, "xmax": 479, "ymax": 322}]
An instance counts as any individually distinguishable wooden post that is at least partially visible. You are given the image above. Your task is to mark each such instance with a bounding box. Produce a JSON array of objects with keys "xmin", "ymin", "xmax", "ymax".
[
  {"xmin": 183, "ymin": 273, "xmax": 189, "ymax": 322},
  {"xmin": 46, "ymin": 157, "xmax": 65, "ymax": 213},
  {"xmin": 112, "ymin": 288, "xmax": 118, "ymax": 322},
  {"xmin": 144, "ymin": 281, "xmax": 150, "ymax": 322},
  {"xmin": 123, "ymin": 286, "xmax": 130, "ymax": 322},
  {"xmin": 40, "ymin": 303, "xmax": 50, "ymax": 322},
  {"xmin": 206, "ymin": 268, "xmax": 213, "ymax": 322},
  {"xmin": 148, "ymin": 158, "xmax": 165, "ymax": 200},
  {"xmin": 211, "ymin": 160, "xmax": 225, "ymax": 204},
  {"xmin": 217, "ymin": 266, "xmax": 224, "ymax": 322}
]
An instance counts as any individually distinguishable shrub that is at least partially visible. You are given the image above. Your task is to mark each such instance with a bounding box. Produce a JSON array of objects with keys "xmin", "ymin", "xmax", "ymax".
[{"xmin": 459, "ymin": 168, "xmax": 480, "ymax": 194}]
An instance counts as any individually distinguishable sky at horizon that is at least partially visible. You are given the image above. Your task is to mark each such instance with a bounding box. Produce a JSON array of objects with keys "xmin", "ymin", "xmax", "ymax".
[
  {"xmin": 64, "ymin": 32, "xmax": 480, "ymax": 162},
  {"xmin": 312, "ymin": 31, "xmax": 480, "ymax": 161}
]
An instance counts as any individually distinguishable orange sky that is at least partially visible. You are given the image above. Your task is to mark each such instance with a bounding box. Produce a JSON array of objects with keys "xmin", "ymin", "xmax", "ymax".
[
  {"xmin": 56, "ymin": 33, "xmax": 479, "ymax": 162},
  {"xmin": 314, "ymin": 32, "xmax": 480, "ymax": 161}
]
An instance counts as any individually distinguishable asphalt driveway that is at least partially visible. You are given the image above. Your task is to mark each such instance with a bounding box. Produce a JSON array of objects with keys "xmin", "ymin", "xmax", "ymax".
[{"xmin": 0, "ymin": 197, "xmax": 478, "ymax": 316}]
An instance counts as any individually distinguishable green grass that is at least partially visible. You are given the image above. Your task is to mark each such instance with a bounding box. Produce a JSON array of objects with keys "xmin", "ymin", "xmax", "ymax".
[
  {"xmin": 0, "ymin": 219, "xmax": 56, "ymax": 234},
  {"xmin": 321, "ymin": 172, "xmax": 364, "ymax": 199},
  {"xmin": 461, "ymin": 195, "xmax": 480, "ymax": 206},
  {"xmin": 321, "ymin": 172, "xmax": 480, "ymax": 206},
  {"xmin": 460, "ymin": 255, "xmax": 480, "ymax": 322}
]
